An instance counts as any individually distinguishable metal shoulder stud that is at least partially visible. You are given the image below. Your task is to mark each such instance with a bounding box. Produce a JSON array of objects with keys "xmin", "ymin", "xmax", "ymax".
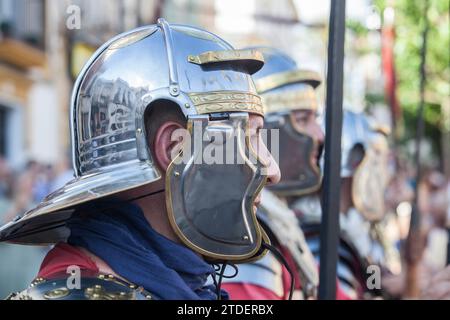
[
  {"xmin": 43, "ymin": 287, "xmax": 70, "ymax": 300},
  {"xmin": 84, "ymin": 284, "xmax": 120, "ymax": 300},
  {"xmin": 30, "ymin": 277, "xmax": 46, "ymax": 287}
]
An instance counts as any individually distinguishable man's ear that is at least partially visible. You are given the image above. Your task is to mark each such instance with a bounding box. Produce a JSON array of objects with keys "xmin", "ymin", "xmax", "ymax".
[{"xmin": 153, "ymin": 121, "xmax": 184, "ymax": 172}]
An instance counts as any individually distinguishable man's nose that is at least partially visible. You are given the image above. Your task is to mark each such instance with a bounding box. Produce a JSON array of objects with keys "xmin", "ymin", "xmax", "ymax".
[
  {"xmin": 311, "ymin": 122, "xmax": 325, "ymax": 145},
  {"xmin": 265, "ymin": 155, "xmax": 281, "ymax": 186}
]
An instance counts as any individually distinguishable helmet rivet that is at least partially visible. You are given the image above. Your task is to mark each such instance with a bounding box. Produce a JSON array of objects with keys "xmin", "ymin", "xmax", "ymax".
[
  {"xmin": 188, "ymin": 55, "xmax": 195, "ymax": 61},
  {"xmin": 172, "ymin": 87, "xmax": 178, "ymax": 93},
  {"xmin": 174, "ymin": 171, "xmax": 180, "ymax": 177},
  {"xmin": 243, "ymin": 235, "xmax": 249, "ymax": 240},
  {"xmin": 184, "ymin": 103, "xmax": 190, "ymax": 108},
  {"xmin": 136, "ymin": 128, "xmax": 142, "ymax": 134}
]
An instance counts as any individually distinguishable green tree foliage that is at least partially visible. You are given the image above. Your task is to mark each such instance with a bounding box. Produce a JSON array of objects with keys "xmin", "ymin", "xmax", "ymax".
[{"xmin": 376, "ymin": 0, "xmax": 449, "ymax": 158}]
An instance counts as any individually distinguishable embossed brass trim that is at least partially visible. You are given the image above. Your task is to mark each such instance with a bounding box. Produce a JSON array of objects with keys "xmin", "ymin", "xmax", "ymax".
[
  {"xmin": 188, "ymin": 91, "xmax": 264, "ymax": 116},
  {"xmin": 255, "ymin": 69, "xmax": 322, "ymax": 93},
  {"xmin": 84, "ymin": 284, "xmax": 135, "ymax": 300},
  {"xmin": 262, "ymin": 86, "xmax": 318, "ymax": 114},
  {"xmin": 188, "ymin": 49, "xmax": 264, "ymax": 66}
]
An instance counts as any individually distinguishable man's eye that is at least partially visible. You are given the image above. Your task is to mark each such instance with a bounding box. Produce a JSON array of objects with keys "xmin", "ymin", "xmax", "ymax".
[{"xmin": 253, "ymin": 126, "xmax": 263, "ymax": 136}]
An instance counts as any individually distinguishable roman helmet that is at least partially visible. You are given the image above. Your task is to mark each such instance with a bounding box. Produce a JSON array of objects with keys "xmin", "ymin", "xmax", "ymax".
[
  {"xmin": 249, "ymin": 47, "xmax": 323, "ymax": 196},
  {"xmin": 341, "ymin": 109, "xmax": 391, "ymax": 222},
  {"xmin": 0, "ymin": 19, "xmax": 272, "ymax": 263}
]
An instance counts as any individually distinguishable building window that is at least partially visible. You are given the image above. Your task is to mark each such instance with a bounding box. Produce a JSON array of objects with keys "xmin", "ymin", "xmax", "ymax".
[{"xmin": 0, "ymin": 0, "xmax": 45, "ymax": 49}]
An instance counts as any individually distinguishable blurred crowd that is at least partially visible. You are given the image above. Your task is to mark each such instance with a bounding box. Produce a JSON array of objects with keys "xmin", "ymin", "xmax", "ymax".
[
  {"xmin": 381, "ymin": 153, "xmax": 450, "ymax": 298},
  {"xmin": 0, "ymin": 156, "xmax": 73, "ymax": 221},
  {"xmin": 0, "ymin": 156, "xmax": 73, "ymax": 298}
]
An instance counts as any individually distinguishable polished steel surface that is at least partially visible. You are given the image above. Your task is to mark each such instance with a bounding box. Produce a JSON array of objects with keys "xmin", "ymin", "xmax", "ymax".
[
  {"xmin": 1, "ymin": 20, "xmax": 265, "ymax": 244},
  {"xmin": 166, "ymin": 113, "xmax": 267, "ymax": 261}
]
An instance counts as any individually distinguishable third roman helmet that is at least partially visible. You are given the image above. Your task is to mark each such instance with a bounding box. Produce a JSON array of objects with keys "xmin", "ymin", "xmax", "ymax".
[{"xmin": 341, "ymin": 109, "xmax": 391, "ymax": 222}]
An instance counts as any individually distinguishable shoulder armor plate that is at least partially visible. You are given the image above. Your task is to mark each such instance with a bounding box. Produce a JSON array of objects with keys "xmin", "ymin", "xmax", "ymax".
[
  {"xmin": 258, "ymin": 189, "xmax": 319, "ymax": 297},
  {"xmin": 6, "ymin": 272, "xmax": 155, "ymax": 300}
]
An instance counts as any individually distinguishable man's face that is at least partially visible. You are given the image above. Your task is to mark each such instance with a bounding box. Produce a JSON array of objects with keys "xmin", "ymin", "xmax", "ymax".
[
  {"xmin": 291, "ymin": 109, "xmax": 324, "ymax": 164},
  {"xmin": 248, "ymin": 114, "xmax": 281, "ymax": 209}
]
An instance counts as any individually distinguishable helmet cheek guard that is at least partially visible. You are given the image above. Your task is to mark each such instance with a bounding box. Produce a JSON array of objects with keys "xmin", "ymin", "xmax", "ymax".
[
  {"xmin": 351, "ymin": 133, "xmax": 390, "ymax": 222},
  {"xmin": 265, "ymin": 112, "xmax": 322, "ymax": 197},
  {"xmin": 166, "ymin": 112, "xmax": 270, "ymax": 262}
]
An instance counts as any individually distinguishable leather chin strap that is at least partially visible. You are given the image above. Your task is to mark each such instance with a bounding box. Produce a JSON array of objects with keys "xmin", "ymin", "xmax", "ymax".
[
  {"xmin": 211, "ymin": 240, "xmax": 295, "ymax": 301},
  {"xmin": 261, "ymin": 242, "xmax": 295, "ymax": 300}
]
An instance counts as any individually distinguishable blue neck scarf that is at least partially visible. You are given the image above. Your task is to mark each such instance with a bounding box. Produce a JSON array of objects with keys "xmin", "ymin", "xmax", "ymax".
[{"xmin": 67, "ymin": 201, "xmax": 227, "ymax": 300}]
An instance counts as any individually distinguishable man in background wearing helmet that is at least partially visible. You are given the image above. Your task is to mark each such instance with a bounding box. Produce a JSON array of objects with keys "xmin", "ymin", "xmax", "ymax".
[
  {"xmin": 222, "ymin": 47, "xmax": 324, "ymax": 300},
  {"xmin": 0, "ymin": 20, "xmax": 281, "ymax": 300},
  {"xmin": 295, "ymin": 109, "xmax": 396, "ymax": 299}
]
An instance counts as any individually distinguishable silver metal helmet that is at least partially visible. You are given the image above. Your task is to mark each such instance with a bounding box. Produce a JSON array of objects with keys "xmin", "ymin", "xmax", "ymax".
[
  {"xmin": 341, "ymin": 109, "xmax": 391, "ymax": 222},
  {"xmin": 249, "ymin": 47, "xmax": 323, "ymax": 196},
  {"xmin": 341, "ymin": 109, "xmax": 372, "ymax": 178},
  {"xmin": 0, "ymin": 19, "xmax": 271, "ymax": 262}
]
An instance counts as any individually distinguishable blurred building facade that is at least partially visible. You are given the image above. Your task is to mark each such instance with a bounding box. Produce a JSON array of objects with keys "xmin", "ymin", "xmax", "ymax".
[{"xmin": 0, "ymin": 0, "xmax": 47, "ymax": 168}]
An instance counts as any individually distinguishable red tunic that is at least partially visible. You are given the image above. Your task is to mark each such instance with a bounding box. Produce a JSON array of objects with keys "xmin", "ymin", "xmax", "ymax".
[{"xmin": 37, "ymin": 242, "xmax": 98, "ymax": 278}]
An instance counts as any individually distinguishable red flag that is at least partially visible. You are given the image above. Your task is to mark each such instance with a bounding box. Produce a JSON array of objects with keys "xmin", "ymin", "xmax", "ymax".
[{"xmin": 381, "ymin": 7, "xmax": 401, "ymax": 127}]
